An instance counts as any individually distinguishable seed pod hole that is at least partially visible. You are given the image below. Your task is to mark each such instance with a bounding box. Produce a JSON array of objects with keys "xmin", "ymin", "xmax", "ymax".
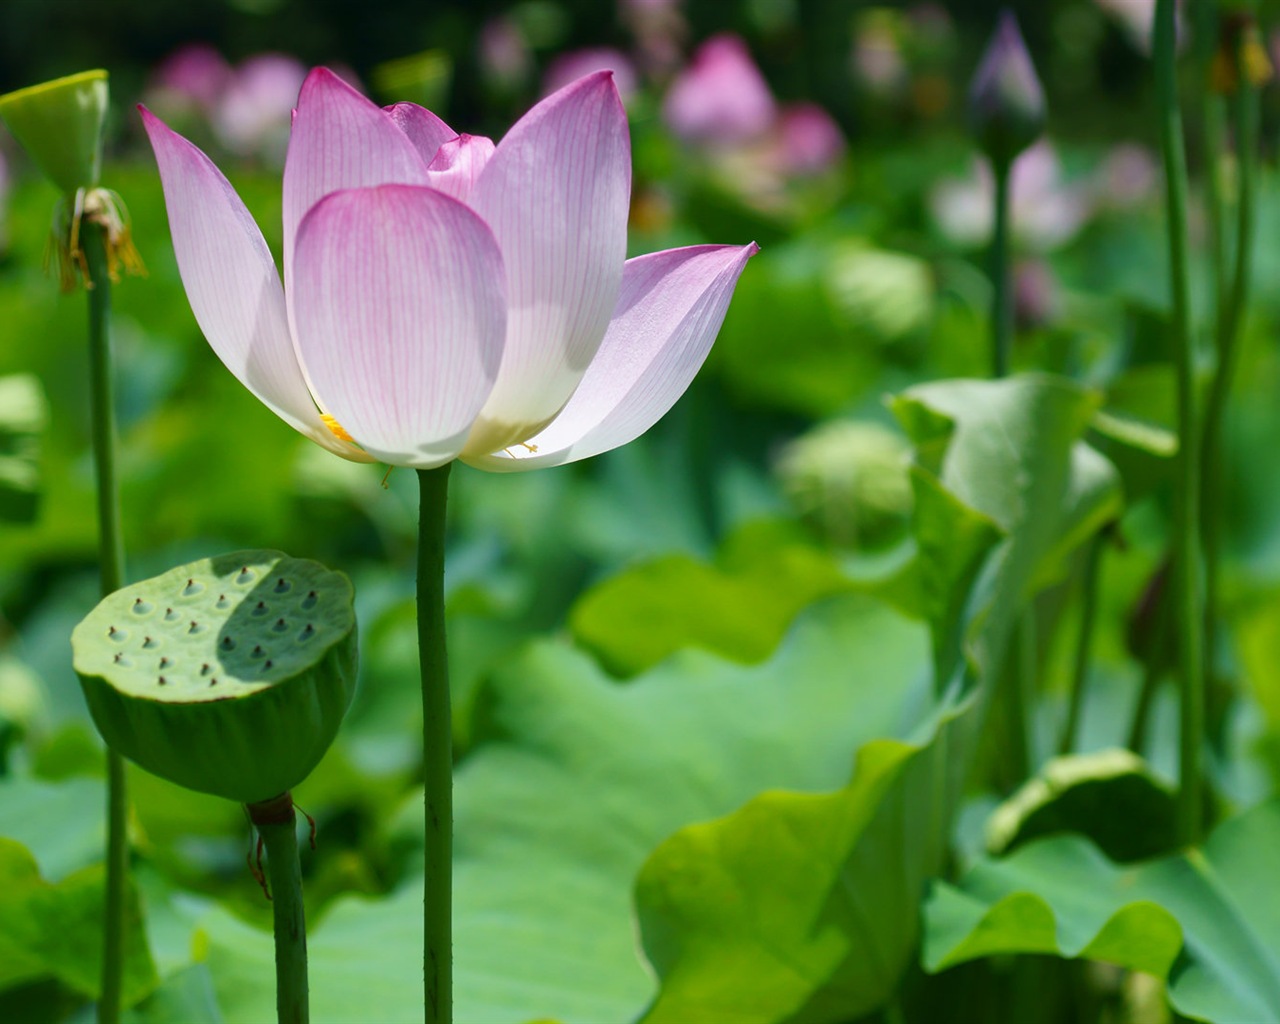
[
  {"xmin": 164, "ymin": 607, "xmax": 179, "ymax": 622},
  {"xmin": 301, "ymin": 591, "xmax": 318, "ymax": 611},
  {"xmin": 272, "ymin": 618, "xmax": 288, "ymax": 634},
  {"xmin": 132, "ymin": 599, "xmax": 153, "ymax": 615},
  {"xmin": 142, "ymin": 636, "xmax": 157, "ymax": 649},
  {"xmin": 236, "ymin": 567, "xmax": 255, "ymax": 586},
  {"xmin": 216, "ymin": 594, "xmax": 229, "ymax": 609},
  {"xmin": 182, "ymin": 579, "xmax": 204, "ymax": 597},
  {"xmin": 273, "ymin": 578, "xmax": 291, "ymax": 594},
  {"xmin": 220, "ymin": 636, "xmax": 235, "ymax": 651},
  {"xmin": 107, "ymin": 625, "xmax": 124, "ymax": 642},
  {"xmin": 252, "ymin": 601, "xmax": 269, "ymax": 617},
  {"xmin": 299, "ymin": 623, "xmax": 315, "ymax": 642},
  {"xmin": 189, "ymin": 621, "xmax": 202, "ymax": 634}
]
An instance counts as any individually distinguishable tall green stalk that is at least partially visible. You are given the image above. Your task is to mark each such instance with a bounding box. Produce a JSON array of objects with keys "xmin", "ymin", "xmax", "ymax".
[
  {"xmin": 417, "ymin": 464, "xmax": 452, "ymax": 1024},
  {"xmin": 1059, "ymin": 532, "xmax": 1104, "ymax": 755},
  {"xmin": 1154, "ymin": 0, "xmax": 1205, "ymax": 846},
  {"xmin": 990, "ymin": 160, "xmax": 1014, "ymax": 380},
  {"xmin": 248, "ymin": 793, "xmax": 309, "ymax": 1024},
  {"xmin": 83, "ymin": 219, "xmax": 128, "ymax": 1024},
  {"xmin": 1201, "ymin": 31, "xmax": 1261, "ymax": 691}
]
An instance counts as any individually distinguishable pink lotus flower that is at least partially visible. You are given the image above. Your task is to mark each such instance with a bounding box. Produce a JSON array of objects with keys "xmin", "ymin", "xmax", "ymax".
[
  {"xmin": 142, "ymin": 68, "xmax": 756, "ymax": 471},
  {"xmin": 663, "ymin": 34, "xmax": 777, "ymax": 145}
]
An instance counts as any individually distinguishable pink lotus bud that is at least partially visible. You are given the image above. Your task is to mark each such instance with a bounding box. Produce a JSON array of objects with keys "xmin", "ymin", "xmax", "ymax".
[
  {"xmin": 967, "ymin": 10, "xmax": 1045, "ymax": 168},
  {"xmin": 663, "ymin": 34, "xmax": 776, "ymax": 145}
]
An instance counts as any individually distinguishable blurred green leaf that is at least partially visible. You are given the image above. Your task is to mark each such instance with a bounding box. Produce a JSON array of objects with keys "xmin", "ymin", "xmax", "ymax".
[
  {"xmin": 924, "ymin": 799, "xmax": 1280, "ymax": 1024},
  {"xmin": 0, "ymin": 373, "xmax": 47, "ymax": 524},
  {"xmin": 0, "ymin": 838, "xmax": 156, "ymax": 1004},
  {"xmin": 570, "ymin": 519, "xmax": 851, "ymax": 676},
  {"xmin": 0, "ymin": 776, "xmax": 104, "ymax": 882},
  {"xmin": 984, "ymin": 749, "xmax": 1178, "ymax": 863}
]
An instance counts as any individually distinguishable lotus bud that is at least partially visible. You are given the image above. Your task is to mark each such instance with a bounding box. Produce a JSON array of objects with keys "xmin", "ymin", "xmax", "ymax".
[
  {"xmin": 967, "ymin": 11, "xmax": 1045, "ymax": 169},
  {"xmin": 775, "ymin": 421, "xmax": 912, "ymax": 550},
  {"xmin": 72, "ymin": 551, "xmax": 357, "ymax": 805}
]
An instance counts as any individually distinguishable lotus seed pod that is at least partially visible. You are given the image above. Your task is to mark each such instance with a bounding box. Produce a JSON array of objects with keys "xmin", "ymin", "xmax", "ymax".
[
  {"xmin": 0, "ymin": 70, "xmax": 109, "ymax": 195},
  {"xmin": 72, "ymin": 550, "xmax": 357, "ymax": 804}
]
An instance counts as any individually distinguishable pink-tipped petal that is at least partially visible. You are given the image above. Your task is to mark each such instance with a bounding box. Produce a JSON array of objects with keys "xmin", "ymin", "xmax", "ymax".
[
  {"xmin": 467, "ymin": 242, "xmax": 758, "ymax": 471},
  {"xmin": 291, "ymin": 185, "xmax": 507, "ymax": 468},
  {"xmin": 282, "ymin": 69, "xmax": 432, "ymax": 308},
  {"xmin": 425, "ymin": 133, "xmax": 496, "ymax": 204},
  {"xmin": 386, "ymin": 102, "xmax": 457, "ymax": 164},
  {"xmin": 139, "ymin": 107, "xmax": 368, "ymax": 461},
  {"xmin": 463, "ymin": 70, "xmax": 631, "ymax": 455}
]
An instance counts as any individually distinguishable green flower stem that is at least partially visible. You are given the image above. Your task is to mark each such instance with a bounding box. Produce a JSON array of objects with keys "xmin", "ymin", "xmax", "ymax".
[
  {"xmin": 1195, "ymin": 0, "xmax": 1227, "ymax": 309},
  {"xmin": 988, "ymin": 154, "xmax": 1034, "ymax": 780},
  {"xmin": 1058, "ymin": 532, "xmax": 1105, "ymax": 755},
  {"xmin": 83, "ymin": 218, "xmax": 128, "ymax": 1024},
  {"xmin": 1201, "ymin": 40, "xmax": 1260, "ymax": 689},
  {"xmin": 417, "ymin": 464, "xmax": 452, "ymax": 1024},
  {"xmin": 1154, "ymin": 0, "xmax": 1206, "ymax": 846},
  {"xmin": 248, "ymin": 793, "xmax": 309, "ymax": 1024},
  {"xmin": 990, "ymin": 157, "xmax": 1014, "ymax": 380}
]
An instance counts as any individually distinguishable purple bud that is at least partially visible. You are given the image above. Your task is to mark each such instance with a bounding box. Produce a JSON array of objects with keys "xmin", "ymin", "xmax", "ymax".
[{"xmin": 968, "ymin": 10, "xmax": 1046, "ymax": 168}]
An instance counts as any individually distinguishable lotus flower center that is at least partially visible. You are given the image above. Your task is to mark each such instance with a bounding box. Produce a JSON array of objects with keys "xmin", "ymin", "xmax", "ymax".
[{"xmin": 321, "ymin": 414, "xmax": 354, "ymax": 443}]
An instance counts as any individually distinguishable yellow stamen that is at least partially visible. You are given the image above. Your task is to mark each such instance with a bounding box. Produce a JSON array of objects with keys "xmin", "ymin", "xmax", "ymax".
[{"xmin": 321, "ymin": 414, "xmax": 355, "ymax": 443}]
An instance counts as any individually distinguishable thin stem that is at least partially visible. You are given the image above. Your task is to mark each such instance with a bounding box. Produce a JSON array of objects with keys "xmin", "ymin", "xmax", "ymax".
[
  {"xmin": 1059, "ymin": 532, "xmax": 1105, "ymax": 756},
  {"xmin": 1154, "ymin": 0, "xmax": 1205, "ymax": 846},
  {"xmin": 990, "ymin": 158, "xmax": 1014, "ymax": 379},
  {"xmin": 83, "ymin": 219, "xmax": 128, "ymax": 1024},
  {"xmin": 1200, "ymin": 37, "xmax": 1260, "ymax": 692},
  {"xmin": 248, "ymin": 793, "xmax": 309, "ymax": 1024},
  {"xmin": 1195, "ymin": 0, "xmax": 1228, "ymax": 309},
  {"xmin": 417, "ymin": 465, "xmax": 452, "ymax": 1024}
]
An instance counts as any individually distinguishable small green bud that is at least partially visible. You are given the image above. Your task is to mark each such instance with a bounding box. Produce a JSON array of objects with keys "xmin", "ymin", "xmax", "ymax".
[
  {"xmin": 775, "ymin": 420, "xmax": 912, "ymax": 550},
  {"xmin": 0, "ymin": 70, "xmax": 109, "ymax": 195},
  {"xmin": 72, "ymin": 551, "xmax": 357, "ymax": 805},
  {"xmin": 967, "ymin": 11, "xmax": 1045, "ymax": 169}
]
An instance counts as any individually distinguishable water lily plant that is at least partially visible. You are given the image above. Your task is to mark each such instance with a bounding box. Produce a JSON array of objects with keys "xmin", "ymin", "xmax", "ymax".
[
  {"xmin": 142, "ymin": 66, "xmax": 755, "ymax": 1024},
  {"xmin": 141, "ymin": 67, "xmax": 756, "ymax": 472}
]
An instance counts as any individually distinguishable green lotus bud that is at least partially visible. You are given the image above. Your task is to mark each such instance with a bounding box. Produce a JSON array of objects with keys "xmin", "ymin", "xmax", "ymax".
[
  {"xmin": 775, "ymin": 420, "xmax": 912, "ymax": 550},
  {"xmin": 0, "ymin": 70, "xmax": 108, "ymax": 195},
  {"xmin": 72, "ymin": 551, "xmax": 357, "ymax": 804},
  {"xmin": 967, "ymin": 11, "xmax": 1045, "ymax": 169}
]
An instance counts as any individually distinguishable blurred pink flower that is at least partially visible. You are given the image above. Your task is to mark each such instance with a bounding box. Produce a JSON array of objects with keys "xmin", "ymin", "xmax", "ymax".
[
  {"xmin": 213, "ymin": 53, "xmax": 307, "ymax": 162},
  {"xmin": 543, "ymin": 48, "xmax": 637, "ymax": 101},
  {"xmin": 663, "ymin": 34, "xmax": 777, "ymax": 145},
  {"xmin": 767, "ymin": 102, "xmax": 846, "ymax": 177},
  {"xmin": 149, "ymin": 44, "xmax": 232, "ymax": 112},
  {"xmin": 620, "ymin": 0, "xmax": 687, "ymax": 77},
  {"xmin": 851, "ymin": 10, "xmax": 908, "ymax": 96},
  {"xmin": 142, "ymin": 69, "xmax": 757, "ymax": 471},
  {"xmin": 1093, "ymin": 142, "xmax": 1158, "ymax": 210},
  {"xmin": 930, "ymin": 141, "xmax": 1092, "ymax": 251},
  {"xmin": 480, "ymin": 16, "xmax": 534, "ymax": 92}
]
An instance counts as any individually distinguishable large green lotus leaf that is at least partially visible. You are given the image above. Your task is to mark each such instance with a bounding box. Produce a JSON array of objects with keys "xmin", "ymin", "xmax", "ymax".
[
  {"xmin": 630, "ymin": 374, "xmax": 1122, "ymax": 1023},
  {"xmin": 0, "ymin": 838, "xmax": 156, "ymax": 1003},
  {"xmin": 923, "ymin": 799, "xmax": 1280, "ymax": 1024},
  {"xmin": 570, "ymin": 519, "xmax": 851, "ymax": 676},
  {"xmin": 187, "ymin": 593, "xmax": 930, "ymax": 1023},
  {"xmin": 636, "ymin": 691, "xmax": 979, "ymax": 1023},
  {"xmin": 0, "ymin": 775, "xmax": 105, "ymax": 882},
  {"xmin": 892, "ymin": 374, "xmax": 1121, "ymax": 678}
]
